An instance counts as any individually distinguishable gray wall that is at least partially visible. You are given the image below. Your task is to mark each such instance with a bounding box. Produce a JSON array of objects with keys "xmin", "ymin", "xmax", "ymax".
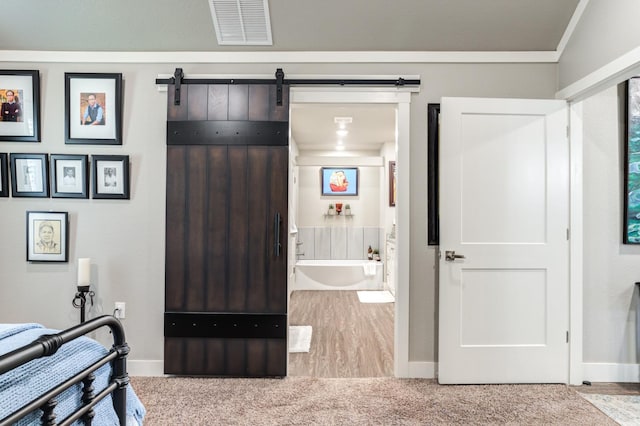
[
  {"xmin": 0, "ymin": 61, "xmax": 558, "ymax": 366},
  {"xmin": 582, "ymin": 83, "xmax": 640, "ymax": 363},
  {"xmin": 558, "ymin": 0, "xmax": 640, "ymax": 90}
]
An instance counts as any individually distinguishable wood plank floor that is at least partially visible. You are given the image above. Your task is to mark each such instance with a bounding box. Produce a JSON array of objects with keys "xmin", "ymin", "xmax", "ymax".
[
  {"xmin": 574, "ymin": 382, "xmax": 640, "ymax": 395},
  {"xmin": 288, "ymin": 290, "xmax": 394, "ymax": 378}
]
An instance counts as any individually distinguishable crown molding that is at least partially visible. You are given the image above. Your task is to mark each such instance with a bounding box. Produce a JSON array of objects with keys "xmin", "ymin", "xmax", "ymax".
[{"xmin": 0, "ymin": 50, "xmax": 559, "ymax": 64}]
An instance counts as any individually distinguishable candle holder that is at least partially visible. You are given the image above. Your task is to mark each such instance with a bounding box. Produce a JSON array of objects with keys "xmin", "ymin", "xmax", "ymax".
[{"xmin": 72, "ymin": 285, "xmax": 95, "ymax": 323}]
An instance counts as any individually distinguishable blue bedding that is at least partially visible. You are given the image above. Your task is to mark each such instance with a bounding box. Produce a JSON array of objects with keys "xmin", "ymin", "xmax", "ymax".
[{"xmin": 0, "ymin": 323, "xmax": 146, "ymax": 425}]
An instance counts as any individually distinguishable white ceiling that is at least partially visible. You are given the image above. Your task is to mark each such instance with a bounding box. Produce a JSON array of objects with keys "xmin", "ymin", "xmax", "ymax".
[{"xmin": 1, "ymin": 0, "xmax": 582, "ymax": 153}]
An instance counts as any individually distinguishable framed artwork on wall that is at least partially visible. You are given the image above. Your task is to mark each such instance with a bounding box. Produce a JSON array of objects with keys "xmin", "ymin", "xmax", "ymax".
[
  {"xmin": 65, "ymin": 73, "xmax": 123, "ymax": 145},
  {"xmin": 321, "ymin": 167, "xmax": 358, "ymax": 196},
  {"xmin": 92, "ymin": 154, "xmax": 130, "ymax": 199},
  {"xmin": 389, "ymin": 161, "xmax": 396, "ymax": 207},
  {"xmin": 624, "ymin": 77, "xmax": 640, "ymax": 243},
  {"xmin": 26, "ymin": 211, "xmax": 68, "ymax": 262},
  {"xmin": 0, "ymin": 153, "xmax": 8, "ymax": 197},
  {"xmin": 0, "ymin": 70, "xmax": 41, "ymax": 142},
  {"xmin": 427, "ymin": 103, "xmax": 440, "ymax": 246},
  {"xmin": 10, "ymin": 153, "xmax": 49, "ymax": 198},
  {"xmin": 51, "ymin": 154, "xmax": 89, "ymax": 199}
]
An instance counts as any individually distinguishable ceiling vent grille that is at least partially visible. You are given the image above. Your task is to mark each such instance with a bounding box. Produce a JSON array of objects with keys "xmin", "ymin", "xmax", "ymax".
[{"xmin": 209, "ymin": 0, "xmax": 273, "ymax": 45}]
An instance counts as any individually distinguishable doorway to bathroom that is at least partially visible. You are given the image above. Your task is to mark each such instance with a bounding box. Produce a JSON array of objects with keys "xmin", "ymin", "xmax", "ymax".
[{"xmin": 286, "ymin": 87, "xmax": 414, "ymax": 377}]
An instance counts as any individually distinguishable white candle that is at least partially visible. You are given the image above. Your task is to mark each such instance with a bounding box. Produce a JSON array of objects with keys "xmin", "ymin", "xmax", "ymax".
[{"xmin": 78, "ymin": 258, "xmax": 91, "ymax": 286}]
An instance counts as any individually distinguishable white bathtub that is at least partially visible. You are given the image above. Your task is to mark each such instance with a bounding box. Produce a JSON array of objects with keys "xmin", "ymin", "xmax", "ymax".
[{"xmin": 294, "ymin": 259, "xmax": 384, "ymax": 290}]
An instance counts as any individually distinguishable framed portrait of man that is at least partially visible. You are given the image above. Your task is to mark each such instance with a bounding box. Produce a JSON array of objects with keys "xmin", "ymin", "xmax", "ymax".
[
  {"xmin": 65, "ymin": 73, "xmax": 122, "ymax": 145},
  {"xmin": 26, "ymin": 211, "xmax": 68, "ymax": 262},
  {"xmin": 0, "ymin": 70, "xmax": 40, "ymax": 142}
]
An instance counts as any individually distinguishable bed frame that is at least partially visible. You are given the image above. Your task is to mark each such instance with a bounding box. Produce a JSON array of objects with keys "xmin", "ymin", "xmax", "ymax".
[{"xmin": 0, "ymin": 315, "xmax": 129, "ymax": 426}]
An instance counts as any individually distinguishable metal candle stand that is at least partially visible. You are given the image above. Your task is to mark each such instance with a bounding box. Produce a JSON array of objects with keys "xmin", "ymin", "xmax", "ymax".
[{"xmin": 72, "ymin": 285, "xmax": 95, "ymax": 324}]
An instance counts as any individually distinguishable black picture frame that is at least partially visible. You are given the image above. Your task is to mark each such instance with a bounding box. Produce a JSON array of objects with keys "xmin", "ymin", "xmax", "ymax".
[
  {"xmin": 26, "ymin": 211, "xmax": 68, "ymax": 262},
  {"xmin": 0, "ymin": 153, "xmax": 8, "ymax": 197},
  {"xmin": 10, "ymin": 153, "xmax": 49, "ymax": 198},
  {"xmin": 427, "ymin": 103, "xmax": 440, "ymax": 246},
  {"xmin": 0, "ymin": 70, "xmax": 41, "ymax": 142},
  {"xmin": 65, "ymin": 73, "xmax": 123, "ymax": 145},
  {"xmin": 320, "ymin": 167, "xmax": 358, "ymax": 196},
  {"xmin": 624, "ymin": 77, "xmax": 640, "ymax": 244},
  {"xmin": 51, "ymin": 154, "xmax": 89, "ymax": 199},
  {"xmin": 92, "ymin": 155, "xmax": 130, "ymax": 199}
]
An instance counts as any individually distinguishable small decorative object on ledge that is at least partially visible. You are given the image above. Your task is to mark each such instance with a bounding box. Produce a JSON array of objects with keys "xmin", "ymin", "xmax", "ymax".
[
  {"xmin": 373, "ymin": 249, "xmax": 381, "ymax": 261},
  {"xmin": 344, "ymin": 204, "xmax": 351, "ymax": 215},
  {"xmin": 328, "ymin": 204, "xmax": 335, "ymax": 215},
  {"xmin": 335, "ymin": 203, "xmax": 343, "ymax": 214}
]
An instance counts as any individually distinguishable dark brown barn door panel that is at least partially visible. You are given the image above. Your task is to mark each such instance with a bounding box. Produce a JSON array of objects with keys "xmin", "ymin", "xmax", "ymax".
[{"xmin": 165, "ymin": 83, "xmax": 289, "ymax": 377}]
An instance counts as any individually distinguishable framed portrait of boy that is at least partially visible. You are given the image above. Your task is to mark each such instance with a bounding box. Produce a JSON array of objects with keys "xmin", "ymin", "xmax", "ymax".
[
  {"xmin": 0, "ymin": 70, "xmax": 41, "ymax": 142},
  {"xmin": 65, "ymin": 73, "xmax": 122, "ymax": 145},
  {"xmin": 92, "ymin": 154, "xmax": 130, "ymax": 199},
  {"xmin": 51, "ymin": 154, "xmax": 89, "ymax": 199},
  {"xmin": 10, "ymin": 153, "xmax": 49, "ymax": 197},
  {"xmin": 26, "ymin": 211, "xmax": 69, "ymax": 262}
]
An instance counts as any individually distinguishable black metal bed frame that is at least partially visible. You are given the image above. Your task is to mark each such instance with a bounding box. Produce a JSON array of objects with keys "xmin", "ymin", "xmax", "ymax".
[{"xmin": 0, "ymin": 315, "xmax": 129, "ymax": 426}]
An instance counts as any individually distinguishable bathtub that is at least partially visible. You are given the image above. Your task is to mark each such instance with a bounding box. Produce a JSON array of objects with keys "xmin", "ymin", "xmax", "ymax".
[{"xmin": 294, "ymin": 259, "xmax": 384, "ymax": 290}]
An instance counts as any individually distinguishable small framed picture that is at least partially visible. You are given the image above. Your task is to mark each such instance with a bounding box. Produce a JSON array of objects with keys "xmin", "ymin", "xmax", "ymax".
[
  {"xmin": 27, "ymin": 211, "xmax": 68, "ymax": 262},
  {"xmin": 65, "ymin": 73, "xmax": 123, "ymax": 145},
  {"xmin": 0, "ymin": 153, "xmax": 8, "ymax": 197},
  {"xmin": 389, "ymin": 160, "xmax": 396, "ymax": 207},
  {"xmin": 0, "ymin": 70, "xmax": 41, "ymax": 142},
  {"xmin": 321, "ymin": 167, "xmax": 359, "ymax": 196},
  {"xmin": 51, "ymin": 154, "xmax": 88, "ymax": 199},
  {"xmin": 92, "ymin": 155, "xmax": 130, "ymax": 199},
  {"xmin": 10, "ymin": 153, "xmax": 49, "ymax": 197}
]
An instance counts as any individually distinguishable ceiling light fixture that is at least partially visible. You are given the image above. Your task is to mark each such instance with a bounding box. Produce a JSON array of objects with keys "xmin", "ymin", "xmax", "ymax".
[{"xmin": 336, "ymin": 129, "xmax": 348, "ymax": 137}]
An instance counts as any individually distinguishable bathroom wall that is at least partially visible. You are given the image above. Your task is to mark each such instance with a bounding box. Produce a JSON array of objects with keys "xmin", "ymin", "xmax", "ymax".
[{"xmin": 296, "ymin": 153, "xmax": 385, "ymax": 260}]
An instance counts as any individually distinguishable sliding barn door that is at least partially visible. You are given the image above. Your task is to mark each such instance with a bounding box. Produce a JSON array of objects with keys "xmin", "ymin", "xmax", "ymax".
[{"xmin": 164, "ymin": 83, "xmax": 289, "ymax": 377}]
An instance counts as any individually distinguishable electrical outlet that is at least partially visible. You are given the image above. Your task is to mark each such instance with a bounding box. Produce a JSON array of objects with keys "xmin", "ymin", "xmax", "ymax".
[{"xmin": 114, "ymin": 302, "xmax": 126, "ymax": 319}]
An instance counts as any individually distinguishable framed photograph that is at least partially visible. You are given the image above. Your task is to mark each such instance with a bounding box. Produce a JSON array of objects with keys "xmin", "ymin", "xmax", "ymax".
[
  {"xmin": 65, "ymin": 73, "xmax": 123, "ymax": 145},
  {"xmin": 10, "ymin": 153, "xmax": 49, "ymax": 197},
  {"xmin": 427, "ymin": 103, "xmax": 440, "ymax": 246},
  {"xmin": 0, "ymin": 153, "xmax": 8, "ymax": 197},
  {"xmin": 389, "ymin": 161, "xmax": 396, "ymax": 207},
  {"xmin": 624, "ymin": 77, "xmax": 640, "ymax": 243},
  {"xmin": 321, "ymin": 167, "xmax": 358, "ymax": 196},
  {"xmin": 51, "ymin": 154, "xmax": 89, "ymax": 199},
  {"xmin": 0, "ymin": 70, "xmax": 40, "ymax": 142},
  {"xmin": 27, "ymin": 211, "xmax": 68, "ymax": 262},
  {"xmin": 92, "ymin": 155, "xmax": 130, "ymax": 199}
]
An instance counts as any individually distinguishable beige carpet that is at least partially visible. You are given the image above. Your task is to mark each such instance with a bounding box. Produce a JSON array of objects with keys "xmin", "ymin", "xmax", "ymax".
[{"xmin": 130, "ymin": 377, "xmax": 615, "ymax": 425}]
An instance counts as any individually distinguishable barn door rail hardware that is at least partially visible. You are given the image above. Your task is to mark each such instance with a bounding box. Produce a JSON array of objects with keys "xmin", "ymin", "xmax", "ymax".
[{"xmin": 156, "ymin": 68, "xmax": 421, "ymax": 106}]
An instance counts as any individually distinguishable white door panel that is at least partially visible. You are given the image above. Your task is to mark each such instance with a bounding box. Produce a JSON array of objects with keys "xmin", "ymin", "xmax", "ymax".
[{"xmin": 438, "ymin": 97, "xmax": 569, "ymax": 384}]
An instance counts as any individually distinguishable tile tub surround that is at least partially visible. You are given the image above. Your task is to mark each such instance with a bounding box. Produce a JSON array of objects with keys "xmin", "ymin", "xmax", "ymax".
[{"xmin": 297, "ymin": 227, "xmax": 383, "ymax": 260}]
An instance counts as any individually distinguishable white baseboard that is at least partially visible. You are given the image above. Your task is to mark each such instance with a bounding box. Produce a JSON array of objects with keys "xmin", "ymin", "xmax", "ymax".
[
  {"xmin": 582, "ymin": 362, "xmax": 640, "ymax": 383},
  {"xmin": 128, "ymin": 360, "xmax": 165, "ymax": 377},
  {"xmin": 407, "ymin": 361, "xmax": 437, "ymax": 379}
]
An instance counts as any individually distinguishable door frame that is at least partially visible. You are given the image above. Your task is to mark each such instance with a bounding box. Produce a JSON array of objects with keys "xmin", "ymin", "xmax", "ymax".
[{"xmin": 290, "ymin": 86, "xmax": 417, "ymax": 377}]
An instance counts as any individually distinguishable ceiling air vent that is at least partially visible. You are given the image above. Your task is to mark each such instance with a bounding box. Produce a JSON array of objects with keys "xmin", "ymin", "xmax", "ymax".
[{"xmin": 209, "ymin": 0, "xmax": 273, "ymax": 45}]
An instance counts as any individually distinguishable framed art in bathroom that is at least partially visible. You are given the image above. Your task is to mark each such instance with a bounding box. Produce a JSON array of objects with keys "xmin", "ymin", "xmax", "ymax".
[
  {"xmin": 321, "ymin": 167, "xmax": 358, "ymax": 196},
  {"xmin": 0, "ymin": 70, "xmax": 41, "ymax": 142},
  {"xmin": 624, "ymin": 77, "xmax": 640, "ymax": 243}
]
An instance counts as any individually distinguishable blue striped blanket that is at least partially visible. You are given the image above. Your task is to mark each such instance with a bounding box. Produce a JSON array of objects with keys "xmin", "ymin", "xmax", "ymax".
[{"xmin": 0, "ymin": 323, "xmax": 145, "ymax": 425}]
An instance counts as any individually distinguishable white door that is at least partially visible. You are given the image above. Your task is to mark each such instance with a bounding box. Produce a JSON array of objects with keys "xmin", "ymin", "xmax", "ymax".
[{"xmin": 438, "ymin": 97, "xmax": 569, "ymax": 384}]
